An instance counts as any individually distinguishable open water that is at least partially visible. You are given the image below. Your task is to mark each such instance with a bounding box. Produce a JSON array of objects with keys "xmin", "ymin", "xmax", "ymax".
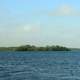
[{"xmin": 0, "ymin": 51, "xmax": 80, "ymax": 80}]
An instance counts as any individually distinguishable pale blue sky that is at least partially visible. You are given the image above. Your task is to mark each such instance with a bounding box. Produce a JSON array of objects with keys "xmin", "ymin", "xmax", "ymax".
[{"xmin": 0, "ymin": 0, "xmax": 80, "ymax": 48}]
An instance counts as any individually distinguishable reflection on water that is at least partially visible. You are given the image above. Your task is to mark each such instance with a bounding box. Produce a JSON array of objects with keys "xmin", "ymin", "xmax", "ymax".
[{"xmin": 0, "ymin": 51, "xmax": 80, "ymax": 80}]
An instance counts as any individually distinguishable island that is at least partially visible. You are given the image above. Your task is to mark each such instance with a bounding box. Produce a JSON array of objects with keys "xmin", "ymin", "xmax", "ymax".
[{"xmin": 0, "ymin": 45, "xmax": 71, "ymax": 51}]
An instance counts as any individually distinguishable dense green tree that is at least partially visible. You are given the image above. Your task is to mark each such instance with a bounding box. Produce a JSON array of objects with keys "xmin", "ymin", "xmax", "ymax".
[
  {"xmin": 0, "ymin": 45, "xmax": 71, "ymax": 51},
  {"xmin": 15, "ymin": 45, "xmax": 70, "ymax": 51}
]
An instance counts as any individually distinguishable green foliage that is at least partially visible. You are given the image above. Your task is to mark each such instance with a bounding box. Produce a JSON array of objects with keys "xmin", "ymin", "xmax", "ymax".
[
  {"xmin": 15, "ymin": 45, "xmax": 70, "ymax": 51},
  {"xmin": 0, "ymin": 45, "xmax": 70, "ymax": 51}
]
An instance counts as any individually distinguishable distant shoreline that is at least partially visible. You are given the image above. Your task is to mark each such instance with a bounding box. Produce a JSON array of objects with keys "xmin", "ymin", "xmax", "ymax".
[{"xmin": 0, "ymin": 45, "xmax": 71, "ymax": 51}]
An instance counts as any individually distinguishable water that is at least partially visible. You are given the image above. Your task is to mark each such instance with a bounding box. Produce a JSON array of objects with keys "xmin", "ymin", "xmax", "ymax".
[{"xmin": 0, "ymin": 51, "xmax": 80, "ymax": 80}]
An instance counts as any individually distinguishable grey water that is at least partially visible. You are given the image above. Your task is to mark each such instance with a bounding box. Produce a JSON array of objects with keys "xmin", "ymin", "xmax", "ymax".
[{"xmin": 0, "ymin": 51, "xmax": 80, "ymax": 80}]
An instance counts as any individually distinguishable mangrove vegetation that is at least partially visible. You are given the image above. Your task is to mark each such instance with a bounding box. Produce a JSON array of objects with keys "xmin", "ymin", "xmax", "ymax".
[{"xmin": 0, "ymin": 45, "xmax": 71, "ymax": 51}]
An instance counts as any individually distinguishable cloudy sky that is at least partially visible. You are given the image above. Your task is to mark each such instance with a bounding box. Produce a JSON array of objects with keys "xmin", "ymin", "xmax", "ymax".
[{"xmin": 0, "ymin": 0, "xmax": 80, "ymax": 48}]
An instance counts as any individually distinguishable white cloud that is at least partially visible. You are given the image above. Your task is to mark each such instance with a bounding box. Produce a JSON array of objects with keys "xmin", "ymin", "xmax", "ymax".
[
  {"xmin": 16, "ymin": 23, "xmax": 41, "ymax": 34},
  {"xmin": 49, "ymin": 4, "xmax": 80, "ymax": 16},
  {"xmin": 23, "ymin": 25, "xmax": 33, "ymax": 32},
  {"xmin": 58, "ymin": 5, "xmax": 73, "ymax": 15}
]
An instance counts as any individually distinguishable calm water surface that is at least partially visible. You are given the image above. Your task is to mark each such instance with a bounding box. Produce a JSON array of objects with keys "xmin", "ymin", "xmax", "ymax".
[{"xmin": 0, "ymin": 51, "xmax": 80, "ymax": 80}]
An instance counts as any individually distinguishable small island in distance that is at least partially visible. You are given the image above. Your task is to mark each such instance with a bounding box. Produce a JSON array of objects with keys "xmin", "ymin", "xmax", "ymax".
[{"xmin": 0, "ymin": 45, "xmax": 71, "ymax": 51}]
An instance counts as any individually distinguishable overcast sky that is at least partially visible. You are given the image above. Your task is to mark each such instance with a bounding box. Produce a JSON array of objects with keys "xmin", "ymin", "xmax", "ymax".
[{"xmin": 0, "ymin": 0, "xmax": 80, "ymax": 48}]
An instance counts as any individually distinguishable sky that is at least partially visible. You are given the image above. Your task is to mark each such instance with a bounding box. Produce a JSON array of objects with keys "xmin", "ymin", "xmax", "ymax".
[{"xmin": 0, "ymin": 0, "xmax": 80, "ymax": 48}]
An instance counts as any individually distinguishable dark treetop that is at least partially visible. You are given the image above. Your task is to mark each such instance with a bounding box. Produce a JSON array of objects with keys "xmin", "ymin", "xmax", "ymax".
[{"xmin": 0, "ymin": 45, "xmax": 71, "ymax": 51}]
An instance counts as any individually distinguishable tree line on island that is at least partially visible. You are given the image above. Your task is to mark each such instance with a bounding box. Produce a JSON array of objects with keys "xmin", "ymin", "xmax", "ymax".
[{"xmin": 0, "ymin": 45, "xmax": 71, "ymax": 51}]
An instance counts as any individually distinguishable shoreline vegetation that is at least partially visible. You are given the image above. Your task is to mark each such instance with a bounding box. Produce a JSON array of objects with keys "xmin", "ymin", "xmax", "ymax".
[{"xmin": 0, "ymin": 45, "xmax": 71, "ymax": 51}]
